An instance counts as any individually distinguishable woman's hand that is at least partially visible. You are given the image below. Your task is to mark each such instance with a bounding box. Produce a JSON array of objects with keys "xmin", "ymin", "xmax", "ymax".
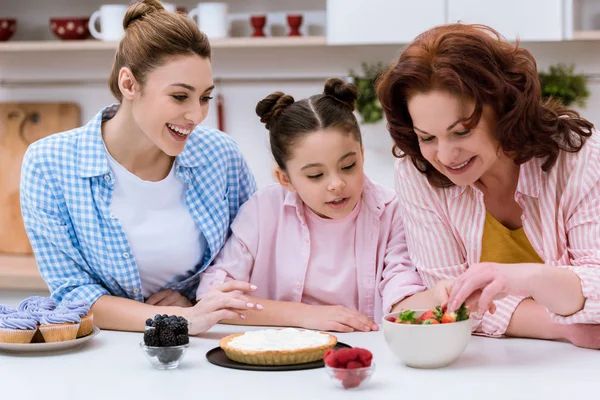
[
  {"xmin": 447, "ymin": 262, "xmax": 538, "ymax": 314},
  {"xmin": 299, "ymin": 305, "xmax": 379, "ymax": 333},
  {"xmin": 146, "ymin": 289, "xmax": 193, "ymax": 307},
  {"xmin": 184, "ymin": 280, "xmax": 262, "ymax": 335}
]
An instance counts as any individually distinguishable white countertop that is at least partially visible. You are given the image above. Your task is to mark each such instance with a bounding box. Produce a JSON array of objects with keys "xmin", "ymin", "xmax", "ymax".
[{"xmin": 1, "ymin": 323, "xmax": 598, "ymax": 400}]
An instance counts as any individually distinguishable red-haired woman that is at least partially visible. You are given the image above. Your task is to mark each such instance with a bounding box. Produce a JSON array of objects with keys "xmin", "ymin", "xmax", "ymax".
[{"xmin": 378, "ymin": 24, "xmax": 600, "ymax": 349}]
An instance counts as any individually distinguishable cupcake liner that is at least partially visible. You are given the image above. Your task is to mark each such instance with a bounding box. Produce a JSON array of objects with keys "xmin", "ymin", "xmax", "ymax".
[
  {"xmin": 39, "ymin": 323, "xmax": 80, "ymax": 343},
  {"xmin": 77, "ymin": 312, "xmax": 94, "ymax": 338},
  {"xmin": 0, "ymin": 327, "xmax": 36, "ymax": 344}
]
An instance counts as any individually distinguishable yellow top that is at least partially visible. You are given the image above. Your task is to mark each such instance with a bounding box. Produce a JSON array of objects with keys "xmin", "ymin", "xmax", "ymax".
[{"xmin": 480, "ymin": 212, "xmax": 543, "ymax": 264}]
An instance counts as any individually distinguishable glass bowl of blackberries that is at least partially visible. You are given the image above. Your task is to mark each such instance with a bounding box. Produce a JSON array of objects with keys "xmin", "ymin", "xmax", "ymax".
[{"xmin": 140, "ymin": 314, "xmax": 190, "ymax": 370}]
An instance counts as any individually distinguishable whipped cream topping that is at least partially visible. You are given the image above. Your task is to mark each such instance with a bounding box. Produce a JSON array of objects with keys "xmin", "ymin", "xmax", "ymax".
[
  {"xmin": 60, "ymin": 300, "xmax": 90, "ymax": 318},
  {"xmin": 0, "ymin": 312, "xmax": 38, "ymax": 330},
  {"xmin": 227, "ymin": 328, "xmax": 332, "ymax": 351}
]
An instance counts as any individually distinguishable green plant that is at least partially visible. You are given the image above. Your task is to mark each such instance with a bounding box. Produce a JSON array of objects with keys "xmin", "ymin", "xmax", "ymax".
[
  {"xmin": 349, "ymin": 62, "xmax": 386, "ymax": 124},
  {"xmin": 538, "ymin": 63, "xmax": 590, "ymax": 107}
]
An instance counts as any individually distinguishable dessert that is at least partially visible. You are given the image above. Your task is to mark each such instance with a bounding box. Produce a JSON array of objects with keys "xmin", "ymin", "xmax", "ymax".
[
  {"xmin": 219, "ymin": 328, "xmax": 337, "ymax": 366},
  {"xmin": 0, "ymin": 312, "xmax": 38, "ymax": 343},
  {"xmin": 18, "ymin": 296, "xmax": 58, "ymax": 343},
  {"xmin": 324, "ymin": 347, "xmax": 374, "ymax": 389},
  {"xmin": 61, "ymin": 300, "xmax": 94, "ymax": 337},
  {"xmin": 0, "ymin": 305, "xmax": 17, "ymax": 316},
  {"xmin": 38, "ymin": 308, "xmax": 81, "ymax": 342},
  {"xmin": 143, "ymin": 314, "xmax": 190, "ymax": 365},
  {"xmin": 386, "ymin": 303, "xmax": 470, "ymax": 325}
]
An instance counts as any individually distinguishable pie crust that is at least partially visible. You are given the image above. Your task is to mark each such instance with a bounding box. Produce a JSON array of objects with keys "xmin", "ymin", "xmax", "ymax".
[{"xmin": 219, "ymin": 329, "xmax": 338, "ymax": 365}]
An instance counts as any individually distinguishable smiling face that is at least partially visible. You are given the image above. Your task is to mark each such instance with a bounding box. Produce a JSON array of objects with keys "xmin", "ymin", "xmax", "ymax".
[
  {"xmin": 406, "ymin": 90, "xmax": 503, "ymax": 187},
  {"xmin": 276, "ymin": 128, "xmax": 365, "ymax": 219},
  {"xmin": 128, "ymin": 54, "xmax": 215, "ymax": 157}
]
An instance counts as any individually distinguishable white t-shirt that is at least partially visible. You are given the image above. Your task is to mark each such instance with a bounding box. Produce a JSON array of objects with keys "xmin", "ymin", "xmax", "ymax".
[{"xmin": 105, "ymin": 149, "xmax": 207, "ymax": 298}]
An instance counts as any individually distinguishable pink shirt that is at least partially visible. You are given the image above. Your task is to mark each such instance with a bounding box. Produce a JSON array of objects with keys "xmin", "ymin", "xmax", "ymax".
[
  {"xmin": 197, "ymin": 176, "xmax": 425, "ymax": 322},
  {"xmin": 395, "ymin": 130, "xmax": 600, "ymax": 336},
  {"xmin": 301, "ymin": 201, "xmax": 361, "ymax": 309}
]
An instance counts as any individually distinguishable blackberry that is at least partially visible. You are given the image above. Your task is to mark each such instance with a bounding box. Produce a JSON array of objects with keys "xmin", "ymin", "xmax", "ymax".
[
  {"xmin": 159, "ymin": 328, "xmax": 177, "ymax": 347},
  {"xmin": 175, "ymin": 334, "xmax": 189, "ymax": 346},
  {"xmin": 157, "ymin": 347, "xmax": 183, "ymax": 364},
  {"xmin": 144, "ymin": 328, "xmax": 160, "ymax": 347}
]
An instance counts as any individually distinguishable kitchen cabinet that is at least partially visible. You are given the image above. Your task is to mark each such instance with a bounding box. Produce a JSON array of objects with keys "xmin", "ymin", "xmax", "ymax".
[
  {"xmin": 326, "ymin": 0, "xmax": 446, "ymax": 45},
  {"xmin": 447, "ymin": 0, "xmax": 567, "ymax": 41}
]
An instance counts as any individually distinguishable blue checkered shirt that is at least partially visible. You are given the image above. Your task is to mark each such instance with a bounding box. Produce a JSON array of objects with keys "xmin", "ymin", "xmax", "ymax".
[{"xmin": 20, "ymin": 104, "xmax": 257, "ymax": 305}]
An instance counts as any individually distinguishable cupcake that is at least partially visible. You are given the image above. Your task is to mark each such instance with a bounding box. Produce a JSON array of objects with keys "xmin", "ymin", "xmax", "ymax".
[
  {"xmin": 18, "ymin": 296, "xmax": 56, "ymax": 317},
  {"xmin": 0, "ymin": 305, "xmax": 17, "ymax": 316},
  {"xmin": 60, "ymin": 300, "xmax": 93, "ymax": 337},
  {"xmin": 0, "ymin": 312, "xmax": 38, "ymax": 343},
  {"xmin": 18, "ymin": 296, "xmax": 57, "ymax": 343},
  {"xmin": 38, "ymin": 308, "xmax": 81, "ymax": 343}
]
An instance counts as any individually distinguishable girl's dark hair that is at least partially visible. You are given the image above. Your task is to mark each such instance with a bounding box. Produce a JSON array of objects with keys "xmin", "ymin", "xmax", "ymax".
[
  {"xmin": 256, "ymin": 78, "xmax": 362, "ymax": 170},
  {"xmin": 376, "ymin": 23, "xmax": 594, "ymax": 188},
  {"xmin": 109, "ymin": 0, "xmax": 211, "ymax": 101}
]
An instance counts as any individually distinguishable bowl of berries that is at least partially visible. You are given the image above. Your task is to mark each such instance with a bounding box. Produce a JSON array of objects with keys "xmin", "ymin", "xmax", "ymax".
[
  {"xmin": 140, "ymin": 314, "xmax": 190, "ymax": 370},
  {"xmin": 323, "ymin": 347, "xmax": 375, "ymax": 390},
  {"xmin": 382, "ymin": 303, "xmax": 471, "ymax": 369}
]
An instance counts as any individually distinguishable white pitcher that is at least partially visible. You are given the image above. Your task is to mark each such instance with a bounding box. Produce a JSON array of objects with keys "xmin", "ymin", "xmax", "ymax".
[{"xmin": 188, "ymin": 3, "xmax": 229, "ymax": 39}]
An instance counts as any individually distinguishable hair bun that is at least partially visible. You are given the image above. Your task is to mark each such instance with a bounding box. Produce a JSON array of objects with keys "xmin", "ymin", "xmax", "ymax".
[
  {"xmin": 123, "ymin": 0, "xmax": 164, "ymax": 30},
  {"xmin": 323, "ymin": 78, "xmax": 359, "ymax": 111},
  {"xmin": 255, "ymin": 92, "xmax": 295, "ymax": 130}
]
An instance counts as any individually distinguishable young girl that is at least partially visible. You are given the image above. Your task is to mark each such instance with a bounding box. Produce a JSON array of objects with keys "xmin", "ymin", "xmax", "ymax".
[
  {"xmin": 197, "ymin": 78, "xmax": 425, "ymax": 332},
  {"xmin": 20, "ymin": 0, "xmax": 258, "ymax": 335}
]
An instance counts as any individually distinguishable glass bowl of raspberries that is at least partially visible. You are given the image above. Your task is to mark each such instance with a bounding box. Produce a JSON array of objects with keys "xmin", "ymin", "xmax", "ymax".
[
  {"xmin": 323, "ymin": 347, "xmax": 375, "ymax": 390},
  {"xmin": 140, "ymin": 314, "xmax": 190, "ymax": 370}
]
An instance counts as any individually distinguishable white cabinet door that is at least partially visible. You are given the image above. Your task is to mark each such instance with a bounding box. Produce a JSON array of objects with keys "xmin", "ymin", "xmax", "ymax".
[
  {"xmin": 447, "ymin": 0, "xmax": 566, "ymax": 41},
  {"xmin": 327, "ymin": 0, "xmax": 446, "ymax": 45}
]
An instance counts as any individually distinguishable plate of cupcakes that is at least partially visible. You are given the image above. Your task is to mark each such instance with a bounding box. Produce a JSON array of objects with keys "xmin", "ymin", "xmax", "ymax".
[{"xmin": 0, "ymin": 296, "xmax": 99, "ymax": 353}]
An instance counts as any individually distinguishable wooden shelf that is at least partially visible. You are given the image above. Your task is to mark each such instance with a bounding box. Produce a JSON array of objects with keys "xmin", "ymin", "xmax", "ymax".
[
  {"xmin": 572, "ymin": 30, "xmax": 600, "ymax": 40},
  {"xmin": 0, "ymin": 36, "xmax": 328, "ymax": 52},
  {"xmin": 0, "ymin": 254, "xmax": 47, "ymax": 291}
]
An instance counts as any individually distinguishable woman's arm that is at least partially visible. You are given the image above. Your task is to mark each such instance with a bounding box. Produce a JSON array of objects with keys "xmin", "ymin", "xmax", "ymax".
[
  {"xmin": 93, "ymin": 295, "xmax": 187, "ymax": 331},
  {"xmin": 95, "ymin": 280, "xmax": 259, "ymax": 334}
]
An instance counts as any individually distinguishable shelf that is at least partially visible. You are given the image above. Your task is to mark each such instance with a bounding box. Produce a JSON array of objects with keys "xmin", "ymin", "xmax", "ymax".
[
  {"xmin": 0, "ymin": 254, "xmax": 47, "ymax": 291},
  {"xmin": 0, "ymin": 36, "xmax": 328, "ymax": 52},
  {"xmin": 572, "ymin": 30, "xmax": 600, "ymax": 40}
]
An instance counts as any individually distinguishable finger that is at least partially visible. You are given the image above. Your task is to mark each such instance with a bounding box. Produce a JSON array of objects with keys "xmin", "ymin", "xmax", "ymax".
[
  {"xmin": 207, "ymin": 294, "xmax": 257, "ymax": 312},
  {"xmin": 213, "ymin": 309, "xmax": 245, "ymax": 323},
  {"xmin": 337, "ymin": 314, "xmax": 373, "ymax": 332},
  {"xmin": 350, "ymin": 312, "xmax": 378, "ymax": 331},
  {"xmin": 162, "ymin": 295, "xmax": 191, "ymax": 307},
  {"xmin": 145, "ymin": 290, "xmax": 172, "ymax": 305},
  {"xmin": 448, "ymin": 273, "xmax": 492, "ymax": 312},
  {"xmin": 478, "ymin": 280, "xmax": 505, "ymax": 314},
  {"xmin": 327, "ymin": 322, "xmax": 354, "ymax": 333},
  {"xmin": 215, "ymin": 280, "xmax": 258, "ymax": 294}
]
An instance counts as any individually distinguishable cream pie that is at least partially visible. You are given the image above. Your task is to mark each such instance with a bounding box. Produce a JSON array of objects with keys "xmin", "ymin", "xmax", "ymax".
[{"xmin": 219, "ymin": 328, "xmax": 337, "ymax": 365}]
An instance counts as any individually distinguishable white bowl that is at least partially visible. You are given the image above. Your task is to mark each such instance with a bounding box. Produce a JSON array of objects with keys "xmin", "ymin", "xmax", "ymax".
[{"xmin": 382, "ymin": 309, "xmax": 472, "ymax": 368}]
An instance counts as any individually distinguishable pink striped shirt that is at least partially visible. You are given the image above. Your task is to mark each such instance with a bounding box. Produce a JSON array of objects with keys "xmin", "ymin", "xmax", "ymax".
[{"xmin": 395, "ymin": 130, "xmax": 600, "ymax": 336}]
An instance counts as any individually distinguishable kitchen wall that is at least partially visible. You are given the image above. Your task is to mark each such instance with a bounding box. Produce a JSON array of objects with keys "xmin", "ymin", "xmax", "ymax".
[{"xmin": 1, "ymin": 0, "xmax": 600, "ymax": 189}]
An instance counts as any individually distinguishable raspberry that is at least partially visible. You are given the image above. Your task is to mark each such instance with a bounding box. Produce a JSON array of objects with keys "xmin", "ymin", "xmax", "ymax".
[
  {"xmin": 334, "ymin": 348, "xmax": 359, "ymax": 365},
  {"xmin": 346, "ymin": 361, "xmax": 363, "ymax": 369},
  {"xmin": 356, "ymin": 348, "xmax": 373, "ymax": 367},
  {"xmin": 342, "ymin": 376, "xmax": 363, "ymax": 389}
]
